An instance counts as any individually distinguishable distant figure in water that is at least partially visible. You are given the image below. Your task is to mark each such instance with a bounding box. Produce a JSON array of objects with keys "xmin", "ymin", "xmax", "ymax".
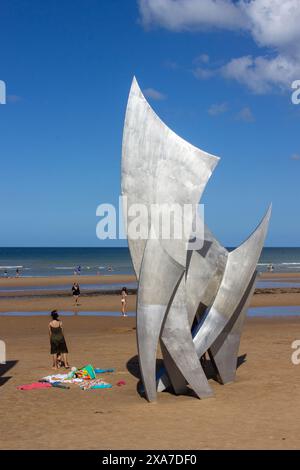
[
  {"xmin": 72, "ymin": 282, "xmax": 80, "ymax": 305},
  {"xmin": 4, "ymin": 270, "xmax": 8, "ymax": 278},
  {"xmin": 121, "ymin": 287, "xmax": 128, "ymax": 317},
  {"xmin": 48, "ymin": 310, "xmax": 70, "ymax": 370},
  {"xmin": 16, "ymin": 268, "xmax": 20, "ymax": 278},
  {"xmin": 268, "ymin": 264, "xmax": 274, "ymax": 272},
  {"xmin": 77, "ymin": 265, "xmax": 81, "ymax": 275},
  {"xmin": 107, "ymin": 265, "xmax": 113, "ymax": 272}
]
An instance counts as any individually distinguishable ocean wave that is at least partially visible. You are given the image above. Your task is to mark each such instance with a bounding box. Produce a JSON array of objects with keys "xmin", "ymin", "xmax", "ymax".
[
  {"xmin": 281, "ymin": 262, "xmax": 300, "ymax": 265},
  {"xmin": 258, "ymin": 262, "xmax": 300, "ymax": 266},
  {"xmin": 54, "ymin": 267, "xmax": 76, "ymax": 270},
  {"xmin": 0, "ymin": 265, "xmax": 23, "ymax": 269}
]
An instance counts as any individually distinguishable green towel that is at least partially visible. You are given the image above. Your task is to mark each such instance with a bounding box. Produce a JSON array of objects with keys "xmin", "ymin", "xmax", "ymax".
[{"xmin": 79, "ymin": 364, "xmax": 96, "ymax": 379}]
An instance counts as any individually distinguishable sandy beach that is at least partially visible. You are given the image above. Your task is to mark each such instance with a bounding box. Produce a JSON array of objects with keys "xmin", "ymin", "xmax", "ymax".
[
  {"xmin": 0, "ymin": 273, "xmax": 300, "ymax": 312},
  {"xmin": 1, "ymin": 273, "xmax": 300, "ymax": 449},
  {"xmin": 0, "ymin": 274, "xmax": 136, "ymax": 288}
]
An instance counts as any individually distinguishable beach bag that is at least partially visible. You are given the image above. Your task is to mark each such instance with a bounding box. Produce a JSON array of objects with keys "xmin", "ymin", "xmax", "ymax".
[{"xmin": 77, "ymin": 364, "xmax": 96, "ymax": 380}]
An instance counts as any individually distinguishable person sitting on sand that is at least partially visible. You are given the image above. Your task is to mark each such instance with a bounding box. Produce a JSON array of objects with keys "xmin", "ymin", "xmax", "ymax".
[
  {"xmin": 56, "ymin": 353, "xmax": 65, "ymax": 368},
  {"xmin": 72, "ymin": 282, "xmax": 80, "ymax": 305},
  {"xmin": 121, "ymin": 287, "xmax": 128, "ymax": 317},
  {"xmin": 48, "ymin": 310, "xmax": 70, "ymax": 370}
]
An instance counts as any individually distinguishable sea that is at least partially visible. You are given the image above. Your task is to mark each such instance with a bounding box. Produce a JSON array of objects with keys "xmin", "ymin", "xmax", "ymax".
[{"xmin": 0, "ymin": 247, "xmax": 300, "ymax": 278}]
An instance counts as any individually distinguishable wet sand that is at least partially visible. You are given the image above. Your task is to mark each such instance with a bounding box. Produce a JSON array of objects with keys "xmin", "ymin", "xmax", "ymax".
[
  {"xmin": 0, "ymin": 272, "xmax": 300, "ymax": 312},
  {"xmin": 0, "ymin": 274, "xmax": 136, "ymax": 288},
  {"xmin": 0, "ymin": 290, "xmax": 300, "ymax": 312},
  {"xmin": 0, "ymin": 293, "xmax": 137, "ymax": 313},
  {"xmin": 260, "ymin": 272, "xmax": 300, "ymax": 280}
]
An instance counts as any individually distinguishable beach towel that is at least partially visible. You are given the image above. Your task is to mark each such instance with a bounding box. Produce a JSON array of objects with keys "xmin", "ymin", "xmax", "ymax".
[
  {"xmin": 90, "ymin": 384, "xmax": 112, "ymax": 389},
  {"xmin": 17, "ymin": 382, "xmax": 52, "ymax": 391},
  {"xmin": 51, "ymin": 382, "xmax": 70, "ymax": 389},
  {"xmin": 42, "ymin": 373, "xmax": 69, "ymax": 383},
  {"xmin": 77, "ymin": 364, "xmax": 96, "ymax": 380},
  {"xmin": 80, "ymin": 378, "xmax": 112, "ymax": 390},
  {"xmin": 116, "ymin": 380, "xmax": 126, "ymax": 386},
  {"xmin": 41, "ymin": 365, "xmax": 96, "ymax": 386},
  {"xmin": 42, "ymin": 373, "xmax": 83, "ymax": 384}
]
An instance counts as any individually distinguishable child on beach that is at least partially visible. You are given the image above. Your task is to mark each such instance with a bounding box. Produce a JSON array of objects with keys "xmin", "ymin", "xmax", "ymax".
[
  {"xmin": 72, "ymin": 282, "xmax": 80, "ymax": 305},
  {"xmin": 56, "ymin": 353, "xmax": 65, "ymax": 368},
  {"xmin": 121, "ymin": 287, "xmax": 128, "ymax": 317},
  {"xmin": 48, "ymin": 310, "xmax": 70, "ymax": 370}
]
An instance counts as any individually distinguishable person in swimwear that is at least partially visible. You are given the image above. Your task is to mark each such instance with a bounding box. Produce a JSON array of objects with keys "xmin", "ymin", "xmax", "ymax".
[{"xmin": 121, "ymin": 287, "xmax": 128, "ymax": 317}]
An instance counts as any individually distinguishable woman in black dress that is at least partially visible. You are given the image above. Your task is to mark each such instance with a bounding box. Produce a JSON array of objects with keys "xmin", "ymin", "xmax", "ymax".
[
  {"xmin": 72, "ymin": 282, "xmax": 80, "ymax": 305},
  {"xmin": 48, "ymin": 310, "xmax": 70, "ymax": 369}
]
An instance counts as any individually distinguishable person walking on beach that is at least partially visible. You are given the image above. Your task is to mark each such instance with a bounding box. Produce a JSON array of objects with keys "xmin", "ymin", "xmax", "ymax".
[
  {"xmin": 72, "ymin": 282, "xmax": 80, "ymax": 305},
  {"xmin": 48, "ymin": 310, "xmax": 70, "ymax": 369},
  {"xmin": 121, "ymin": 287, "xmax": 128, "ymax": 317},
  {"xmin": 16, "ymin": 268, "xmax": 20, "ymax": 278}
]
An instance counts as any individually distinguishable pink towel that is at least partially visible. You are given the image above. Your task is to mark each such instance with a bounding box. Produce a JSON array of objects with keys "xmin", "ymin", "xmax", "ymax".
[
  {"xmin": 116, "ymin": 380, "xmax": 126, "ymax": 386},
  {"xmin": 17, "ymin": 382, "xmax": 52, "ymax": 390}
]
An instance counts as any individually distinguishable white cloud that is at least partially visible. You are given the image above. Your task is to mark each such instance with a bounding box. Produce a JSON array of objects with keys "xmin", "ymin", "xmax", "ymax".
[
  {"xmin": 221, "ymin": 54, "xmax": 300, "ymax": 94},
  {"xmin": 235, "ymin": 106, "xmax": 255, "ymax": 122},
  {"xmin": 208, "ymin": 102, "xmax": 228, "ymax": 116},
  {"xmin": 143, "ymin": 87, "xmax": 167, "ymax": 100},
  {"xmin": 138, "ymin": 0, "xmax": 246, "ymax": 31},
  {"xmin": 138, "ymin": 0, "xmax": 300, "ymax": 93},
  {"xmin": 193, "ymin": 54, "xmax": 210, "ymax": 64},
  {"xmin": 240, "ymin": 0, "xmax": 300, "ymax": 51},
  {"xmin": 139, "ymin": 0, "xmax": 300, "ymax": 49},
  {"xmin": 193, "ymin": 67, "xmax": 215, "ymax": 80}
]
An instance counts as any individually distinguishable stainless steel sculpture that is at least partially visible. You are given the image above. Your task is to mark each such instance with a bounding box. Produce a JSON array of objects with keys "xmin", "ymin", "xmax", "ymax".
[{"xmin": 122, "ymin": 77, "xmax": 271, "ymax": 402}]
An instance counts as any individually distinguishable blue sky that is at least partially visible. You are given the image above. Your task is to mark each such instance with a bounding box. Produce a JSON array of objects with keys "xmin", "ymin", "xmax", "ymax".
[{"xmin": 0, "ymin": 0, "xmax": 299, "ymax": 247}]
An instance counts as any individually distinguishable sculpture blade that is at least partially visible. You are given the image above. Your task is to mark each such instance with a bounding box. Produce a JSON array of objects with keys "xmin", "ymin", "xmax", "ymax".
[
  {"xmin": 122, "ymin": 76, "xmax": 219, "ymax": 275},
  {"xmin": 193, "ymin": 205, "xmax": 272, "ymax": 358},
  {"xmin": 208, "ymin": 272, "xmax": 257, "ymax": 384},
  {"xmin": 122, "ymin": 77, "xmax": 220, "ymax": 401}
]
